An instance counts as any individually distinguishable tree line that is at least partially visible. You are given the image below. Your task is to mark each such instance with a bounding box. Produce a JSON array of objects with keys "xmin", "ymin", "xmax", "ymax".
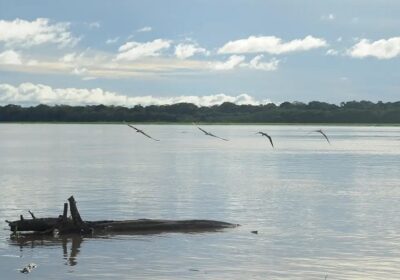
[{"xmin": 1, "ymin": 100, "xmax": 400, "ymax": 123}]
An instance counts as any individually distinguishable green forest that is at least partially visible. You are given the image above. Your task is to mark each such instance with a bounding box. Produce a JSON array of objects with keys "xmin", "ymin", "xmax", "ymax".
[{"xmin": 1, "ymin": 100, "xmax": 400, "ymax": 123}]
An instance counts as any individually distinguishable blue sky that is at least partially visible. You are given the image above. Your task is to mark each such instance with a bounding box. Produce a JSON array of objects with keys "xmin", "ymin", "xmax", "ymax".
[{"xmin": 0, "ymin": 0, "xmax": 399, "ymax": 106}]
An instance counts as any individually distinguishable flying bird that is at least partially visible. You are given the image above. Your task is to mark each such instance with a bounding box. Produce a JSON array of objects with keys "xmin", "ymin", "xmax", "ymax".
[
  {"xmin": 194, "ymin": 123, "xmax": 229, "ymax": 141},
  {"xmin": 125, "ymin": 122, "xmax": 160, "ymax": 141},
  {"xmin": 314, "ymin": 129, "xmax": 330, "ymax": 144},
  {"xmin": 256, "ymin": 132, "xmax": 274, "ymax": 148}
]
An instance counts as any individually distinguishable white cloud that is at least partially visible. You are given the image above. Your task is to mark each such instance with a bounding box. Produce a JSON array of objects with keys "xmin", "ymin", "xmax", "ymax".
[
  {"xmin": 0, "ymin": 43, "xmax": 281, "ymax": 78},
  {"xmin": 72, "ymin": 67, "xmax": 88, "ymax": 76},
  {"xmin": 175, "ymin": 43, "xmax": 207, "ymax": 59},
  {"xmin": 58, "ymin": 52, "xmax": 103, "ymax": 79},
  {"xmin": 88, "ymin": 22, "xmax": 101, "ymax": 29},
  {"xmin": 211, "ymin": 55, "xmax": 279, "ymax": 71},
  {"xmin": 60, "ymin": 52, "xmax": 78, "ymax": 63},
  {"xmin": 326, "ymin": 49, "xmax": 339, "ymax": 56},
  {"xmin": 137, "ymin": 26, "xmax": 152, "ymax": 32},
  {"xmin": 247, "ymin": 55, "xmax": 279, "ymax": 71},
  {"xmin": 0, "ymin": 18, "xmax": 79, "ymax": 47},
  {"xmin": 174, "ymin": 93, "xmax": 272, "ymax": 106},
  {"xmin": 347, "ymin": 37, "xmax": 400, "ymax": 59},
  {"xmin": 106, "ymin": 37, "xmax": 119, "ymax": 44},
  {"xmin": 218, "ymin": 35, "xmax": 328, "ymax": 55},
  {"xmin": 321, "ymin": 14, "xmax": 335, "ymax": 21},
  {"xmin": 0, "ymin": 51, "xmax": 210, "ymax": 79},
  {"xmin": 0, "ymin": 82, "xmax": 272, "ymax": 106},
  {"xmin": 82, "ymin": 76, "xmax": 97, "ymax": 81},
  {"xmin": 0, "ymin": 50, "xmax": 22, "ymax": 65},
  {"xmin": 116, "ymin": 39, "xmax": 171, "ymax": 61},
  {"xmin": 27, "ymin": 59, "xmax": 39, "ymax": 66},
  {"xmin": 212, "ymin": 55, "xmax": 245, "ymax": 70},
  {"xmin": 0, "ymin": 83, "xmax": 126, "ymax": 106}
]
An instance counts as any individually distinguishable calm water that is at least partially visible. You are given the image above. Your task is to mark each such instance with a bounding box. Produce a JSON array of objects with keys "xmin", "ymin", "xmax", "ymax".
[{"xmin": 1, "ymin": 124, "xmax": 400, "ymax": 279}]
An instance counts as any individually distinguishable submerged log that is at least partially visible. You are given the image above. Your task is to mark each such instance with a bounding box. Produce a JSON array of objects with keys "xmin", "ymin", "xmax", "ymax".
[
  {"xmin": 86, "ymin": 219, "xmax": 236, "ymax": 233},
  {"xmin": 7, "ymin": 217, "xmax": 59, "ymax": 232},
  {"xmin": 68, "ymin": 196, "xmax": 84, "ymax": 226},
  {"xmin": 28, "ymin": 210, "xmax": 36, "ymax": 219},
  {"xmin": 65, "ymin": 196, "xmax": 92, "ymax": 234},
  {"xmin": 62, "ymin": 203, "xmax": 68, "ymax": 223},
  {"xmin": 6, "ymin": 196, "xmax": 238, "ymax": 236}
]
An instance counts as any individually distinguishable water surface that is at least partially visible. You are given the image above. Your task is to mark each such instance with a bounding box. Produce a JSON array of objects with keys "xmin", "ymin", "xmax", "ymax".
[{"xmin": 1, "ymin": 124, "xmax": 400, "ymax": 279}]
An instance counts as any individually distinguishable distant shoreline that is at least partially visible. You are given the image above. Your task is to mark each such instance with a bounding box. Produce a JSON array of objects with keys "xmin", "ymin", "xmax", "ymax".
[
  {"xmin": 1, "ymin": 122, "xmax": 399, "ymax": 126},
  {"xmin": 1, "ymin": 101, "xmax": 399, "ymax": 124}
]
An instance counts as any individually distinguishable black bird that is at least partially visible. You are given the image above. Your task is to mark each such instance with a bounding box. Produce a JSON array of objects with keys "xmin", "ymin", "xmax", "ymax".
[
  {"xmin": 194, "ymin": 123, "xmax": 229, "ymax": 141},
  {"xmin": 314, "ymin": 129, "xmax": 330, "ymax": 144},
  {"xmin": 125, "ymin": 122, "xmax": 160, "ymax": 141},
  {"xmin": 256, "ymin": 132, "xmax": 274, "ymax": 148}
]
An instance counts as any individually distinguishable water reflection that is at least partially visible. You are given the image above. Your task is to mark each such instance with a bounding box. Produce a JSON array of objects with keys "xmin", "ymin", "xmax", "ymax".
[
  {"xmin": 7, "ymin": 226, "xmax": 231, "ymax": 267},
  {"xmin": 63, "ymin": 235, "xmax": 81, "ymax": 266},
  {"xmin": 9, "ymin": 234, "xmax": 83, "ymax": 266}
]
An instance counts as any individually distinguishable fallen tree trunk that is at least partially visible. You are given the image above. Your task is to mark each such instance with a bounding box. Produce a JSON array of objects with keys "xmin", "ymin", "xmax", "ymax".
[
  {"xmin": 86, "ymin": 219, "xmax": 236, "ymax": 233},
  {"xmin": 6, "ymin": 196, "xmax": 238, "ymax": 236},
  {"xmin": 7, "ymin": 217, "xmax": 59, "ymax": 232}
]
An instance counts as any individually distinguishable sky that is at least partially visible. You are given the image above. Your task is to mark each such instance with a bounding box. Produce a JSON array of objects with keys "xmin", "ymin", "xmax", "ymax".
[{"xmin": 0, "ymin": 0, "xmax": 399, "ymax": 106}]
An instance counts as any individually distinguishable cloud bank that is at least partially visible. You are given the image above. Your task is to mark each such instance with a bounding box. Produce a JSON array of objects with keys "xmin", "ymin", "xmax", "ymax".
[
  {"xmin": 0, "ymin": 17, "xmax": 329, "ymax": 76},
  {"xmin": 211, "ymin": 55, "xmax": 279, "ymax": 71},
  {"xmin": 247, "ymin": 55, "xmax": 279, "ymax": 71},
  {"xmin": 212, "ymin": 55, "xmax": 245, "ymax": 70},
  {"xmin": 106, "ymin": 37, "xmax": 119, "ymax": 44},
  {"xmin": 116, "ymin": 39, "xmax": 171, "ymax": 61},
  {"xmin": 0, "ymin": 50, "xmax": 22, "ymax": 65},
  {"xmin": 0, "ymin": 83, "xmax": 272, "ymax": 107},
  {"xmin": 218, "ymin": 35, "xmax": 327, "ymax": 54},
  {"xmin": 0, "ymin": 18, "xmax": 78, "ymax": 47},
  {"xmin": 348, "ymin": 37, "xmax": 400, "ymax": 59},
  {"xmin": 175, "ymin": 43, "xmax": 207, "ymax": 59},
  {"xmin": 137, "ymin": 26, "xmax": 152, "ymax": 32}
]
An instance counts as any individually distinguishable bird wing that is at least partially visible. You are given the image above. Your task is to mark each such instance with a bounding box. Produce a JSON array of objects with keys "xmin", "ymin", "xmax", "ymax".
[
  {"xmin": 126, "ymin": 123, "xmax": 159, "ymax": 141},
  {"xmin": 257, "ymin": 131, "xmax": 274, "ymax": 147},
  {"xmin": 139, "ymin": 130, "xmax": 160, "ymax": 141},
  {"xmin": 317, "ymin": 130, "xmax": 330, "ymax": 144},
  {"xmin": 197, "ymin": 126, "xmax": 209, "ymax": 135},
  {"xmin": 266, "ymin": 135, "xmax": 274, "ymax": 148},
  {"xmin": 196, "ymin": 125, "xmax": 228, "ymax": 141},
  {"xmin": 204, "ymin": 131, "xmax": 229, "ymax": 141},
  {"xmin": 204, "ymin": 129, "xmax": 229, "ymax": 141},
  {"xmin": 126, "ymin": 123, "xmax": 140, "ymax": 132},
  {"xmin": 212, "ymin": 134, "xmax": 229, "ymax": 141}
]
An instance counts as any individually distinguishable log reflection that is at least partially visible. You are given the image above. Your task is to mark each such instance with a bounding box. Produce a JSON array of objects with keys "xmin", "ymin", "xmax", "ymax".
[
  {"xmin": 10, "ymin": 234, "xmax": 83, "ymax": 266},
  {"xmin": 62, "ymin": 235, "xmax": 81, "ymax": 266},
  {"xmin": 8, "ymin": 227, "xmax": 231, "ymax": 267}
]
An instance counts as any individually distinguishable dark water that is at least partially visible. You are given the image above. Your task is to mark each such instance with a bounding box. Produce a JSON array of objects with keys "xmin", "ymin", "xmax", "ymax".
[{"xmin": 1, "ymin": 124, "xmax": 400, "ymax": 279}]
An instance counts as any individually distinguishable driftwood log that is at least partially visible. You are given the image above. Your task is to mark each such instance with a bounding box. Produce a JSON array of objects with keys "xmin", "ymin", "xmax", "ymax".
[{"xmin": 6, "ymin": 196, "xmax": 237, "ymax": 236}]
